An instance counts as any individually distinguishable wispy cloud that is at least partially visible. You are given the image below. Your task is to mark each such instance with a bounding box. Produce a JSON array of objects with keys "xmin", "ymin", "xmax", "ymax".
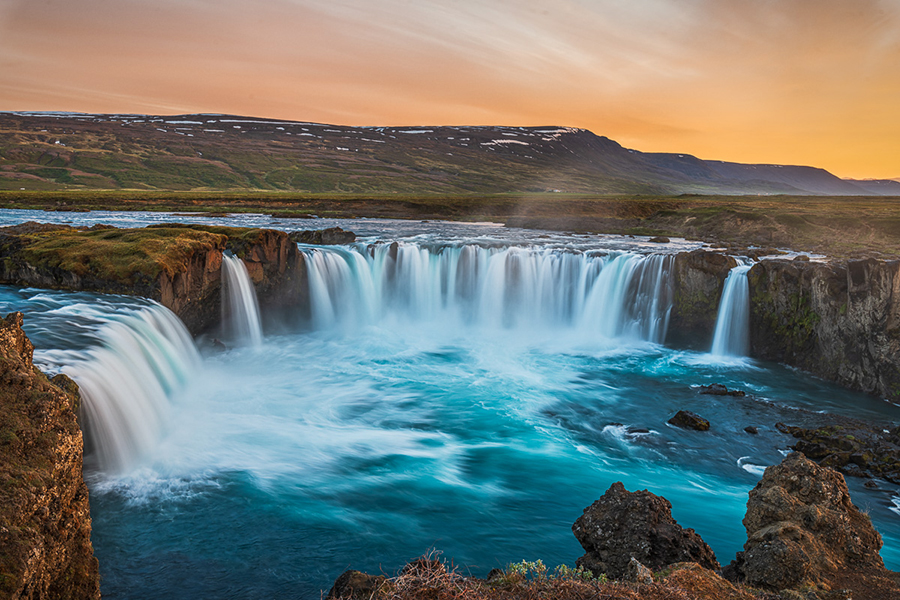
[{"xmin": 1, "ymin": 0, "xmax": 897, "ymax": 177}]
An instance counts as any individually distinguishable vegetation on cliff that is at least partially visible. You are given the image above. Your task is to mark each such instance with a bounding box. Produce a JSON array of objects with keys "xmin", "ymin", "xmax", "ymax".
[
  {"xmin": 0, "ymin": 222, "xmax": 306, "ymax": 334},
  {"xmin": 10, "ymin": 224, "xmax": 227, "ymax": 283}
]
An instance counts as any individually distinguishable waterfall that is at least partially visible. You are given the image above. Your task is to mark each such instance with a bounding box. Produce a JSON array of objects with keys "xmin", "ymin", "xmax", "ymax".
[
  {"xmin": 61, "ymin": 305, "xmax": 201, "ymax": 473},
  {"xmin": 222, "ymin": 254, "xmax": 263, "ymax": 346},
  {"xmin": 711, "ymin": 264, "xmax": 752, "ymax": 356},
  {"xmin": 298, "ymin": 243, "xmax": 674, "ymax": 343}
]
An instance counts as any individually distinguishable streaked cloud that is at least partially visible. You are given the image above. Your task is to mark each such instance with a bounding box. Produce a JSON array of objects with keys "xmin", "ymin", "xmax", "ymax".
[{"xmin": 1, "ymin": 0, "xmax": 898, "ymax": 177}]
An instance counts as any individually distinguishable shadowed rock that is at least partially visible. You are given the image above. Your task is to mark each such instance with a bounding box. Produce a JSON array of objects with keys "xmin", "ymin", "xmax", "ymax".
[
  {"xmin": 290, "ymin": 227, "xmax": 356, "ymax": 245},
  {"xmin": 572, "ymin": 481, "xmax": 719, "ymax": 579},
  {"xmin": 326, "ymin": 570, "xmax": 387, "ymax": 600}
]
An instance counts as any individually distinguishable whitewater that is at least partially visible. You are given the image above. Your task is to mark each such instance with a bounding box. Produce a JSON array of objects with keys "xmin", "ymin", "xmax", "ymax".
[{"xmin": 0, "ymin": 211, "xmax": 898, "ymax": 600}]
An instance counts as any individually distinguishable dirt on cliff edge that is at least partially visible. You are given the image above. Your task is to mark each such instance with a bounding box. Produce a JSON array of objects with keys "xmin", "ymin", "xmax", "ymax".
[{"xmin": 0, "ymin": 312, "xmax": 100, "ymax": 600}]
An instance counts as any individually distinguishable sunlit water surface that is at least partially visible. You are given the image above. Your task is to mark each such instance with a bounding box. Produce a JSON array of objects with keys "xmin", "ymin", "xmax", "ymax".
[{"xmin": 1, "ymin": 210, "xmax": 899, "ymax": 599}]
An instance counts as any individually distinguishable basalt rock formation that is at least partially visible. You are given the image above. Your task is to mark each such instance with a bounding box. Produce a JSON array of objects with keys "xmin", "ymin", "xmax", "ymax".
[
  {"xmin": 668, "ymin": 250, "xmax": 737, "ymax": 348},
  {"xmin": 289, "ymin": 227, "xmax": 356, "ymax": 245},
  {"xmin": 572, "ymin": 481, "xmax": 719, "ymax": 578},
  {"xmin": 0, "ymin": 222, "xmax": 309, "ymax": 334},
  {"xmin": 778, "ymin": 421, "xmax": 900, "ymax": 483},
  {"xmin": 0, "ymin": 312, "xmax": 100, "ymax": 599},
  {"xmin": 748, "ymin": 257, "xmax": 900, "ymax": 401},
  {"xmin": 725, "ymin": 452, "xmax": 898, "ymax": 598}
]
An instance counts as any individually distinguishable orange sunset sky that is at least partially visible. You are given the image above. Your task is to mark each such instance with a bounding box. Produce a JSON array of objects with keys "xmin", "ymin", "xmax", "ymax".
[{"xmin": 1, "ymin": 0, "xmax": 899, "ymax": 179}]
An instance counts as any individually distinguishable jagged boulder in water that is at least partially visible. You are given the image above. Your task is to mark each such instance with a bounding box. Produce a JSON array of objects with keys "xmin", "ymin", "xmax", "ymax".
[
  {"xmin": 668, "ymin": 410, "xmax": 711, "ymax": 431},
  {"xmin": 0, "ymin": 312, "xmax": 100, "ymax": 599},
  {"xmin": 726, "ymin": 452, "xmax": 890, "ymax": 593},
  {"xmin": 572, "ymin": 481, "xmax": 719, "ymax": 579}
]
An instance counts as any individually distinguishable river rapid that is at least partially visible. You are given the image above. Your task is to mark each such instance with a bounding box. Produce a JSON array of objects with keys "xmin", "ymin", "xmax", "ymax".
[{"xmin": 1, "ymin": 210, "xmax": 899, "ymax": 599}]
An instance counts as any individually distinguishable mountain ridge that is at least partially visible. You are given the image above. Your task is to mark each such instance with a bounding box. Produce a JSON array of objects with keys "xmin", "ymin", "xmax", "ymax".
[{"xmin": 1, "ymin": 111, "xmax": 895, "ymax": 196}]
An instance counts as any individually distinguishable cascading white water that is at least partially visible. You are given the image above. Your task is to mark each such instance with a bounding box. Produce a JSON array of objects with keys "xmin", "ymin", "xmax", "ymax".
[
  {"xmin": 711, "ymin": 264, "xmax": 752, "ymax": 356},
  {"xmin": 299, "ymin": 243, "xmax": 674, "ymax": 343},
  {"xmin": 61, "ymin": 305, "xmax": 201, "ymax": 473},
  {"xmin": 221, "ymin": 254, "xmax": 263, "ymax": 346}
]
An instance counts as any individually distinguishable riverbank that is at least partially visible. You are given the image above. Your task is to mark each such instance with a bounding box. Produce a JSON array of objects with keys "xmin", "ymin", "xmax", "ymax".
[{"xmin": 2, "ymin": 191, "xmax": 899, "ymax": 259}]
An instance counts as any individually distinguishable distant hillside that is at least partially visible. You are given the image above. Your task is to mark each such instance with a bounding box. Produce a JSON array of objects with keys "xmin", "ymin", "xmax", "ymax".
[
  {"xmin": 843, "ymin": 179, "xmax": 900, "ymax": 195},
  {"xmin": 0, "ymin": 112, "xmax": 895, "ymax": 196}
]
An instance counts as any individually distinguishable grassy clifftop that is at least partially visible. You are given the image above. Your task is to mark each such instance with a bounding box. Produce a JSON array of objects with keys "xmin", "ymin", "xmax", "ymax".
[{"xmin": 3, "ymin": 190, "xmax": 900, "ymax": 258}]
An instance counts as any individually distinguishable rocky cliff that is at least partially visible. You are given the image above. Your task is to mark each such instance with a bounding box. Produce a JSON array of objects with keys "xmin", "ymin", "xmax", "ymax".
[
  {"xmin": 0, "ymin": 312, "xmax": 100, "ymax": 599},
  {"xmin": 747, "ymin": 257, "xmax": 900, "ymax": 401},
  {"xmin": 668, "ymin": 250, "xmax": 738, "ymax": 347},
  {"xmin": 0, "ymin": 222, "xmax": 307, "ymax": 334},
  {"xmin": 725, "ymin": 452, "xmax": 899, "ymax": 598}
]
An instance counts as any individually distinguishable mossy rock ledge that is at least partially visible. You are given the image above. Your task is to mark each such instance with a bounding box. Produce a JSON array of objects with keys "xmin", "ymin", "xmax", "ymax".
[
  {"xmin": 0, "ymin": 222, "xmax": 307, "ymax": 334},
  {"xmin": 747, "ymin": 257, "xmax": 900, "ymax": 401}
]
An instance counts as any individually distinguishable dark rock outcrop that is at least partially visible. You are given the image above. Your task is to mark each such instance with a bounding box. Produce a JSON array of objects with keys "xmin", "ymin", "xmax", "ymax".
[
  {"xmin": 748, "ymin": 258, "xmax": 900, "ymax": 401},
  {"xmin": 572, "ymin": 481, "xmax": 719, "ymax": 578},
  {"xmin": 725, "ymin": 452, "xmax": 892, "ymax": 595},
  {"xmin": 779, "ymin": 422, "xmax": 900, "ymax": 483},
  {"xmin": 290, "ymin": 227, "xmax": 356, "ymax": 245},
  {"xmin": 668, "ymin": 250, "xmax": 738, "ymax": 347},
  {"xmin": 0, "ymin": 313, "xmax": 100, "ymax": 599},
  {"xmin": 668, "ymin": 410, "xmax": 711, "ymax": 431}
]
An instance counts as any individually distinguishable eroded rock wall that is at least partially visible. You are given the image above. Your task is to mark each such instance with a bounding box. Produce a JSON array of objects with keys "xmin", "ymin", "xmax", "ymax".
[
  {"xmin": 668, "ymin": 250, "xmax": 737, "ymax": 348},
  {"xmin": 748, "ymin": 258, "xmax": 900, "ymax": 401},
  {"xmin": 0, "ymin": 224, "xmax": 307, "ymax": 335},
  {"xmin": 0, "ymin": 312, "xmax": 100, "ymax": 599}
]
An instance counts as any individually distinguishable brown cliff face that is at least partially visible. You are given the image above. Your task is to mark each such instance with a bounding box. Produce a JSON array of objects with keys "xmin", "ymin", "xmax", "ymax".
[
  {"xmin": 0, "ymin": 312, "xmax": 100, "ymax": 600},
  {"xmin": 748, "ymin": 258, "xmax": 900, "ymax": 401},
  {"xmin": 0, "ymin": 223, "xmax": 308, "ymax": 335}
]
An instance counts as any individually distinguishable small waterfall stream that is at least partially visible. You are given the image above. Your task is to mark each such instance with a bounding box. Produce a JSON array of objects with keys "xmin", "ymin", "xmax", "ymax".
[
  {"xmin": 300, "ymin": 243, "xmax": 675, "ymax": 343},
  {"xmin": 221, "ymin": 254, "xmax": 263, "ymax": 346},
  {"xmin": 61, "ymin": 306, "xmax": 201, "ymax": 473},
  {"xmin": 711, "ymin": 263, "xmax": 752, "ymax": 356}
]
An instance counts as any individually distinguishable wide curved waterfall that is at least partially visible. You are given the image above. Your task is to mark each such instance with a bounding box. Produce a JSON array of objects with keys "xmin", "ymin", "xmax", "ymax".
[
  {"xmin": 300, "ymin": 243, "xmax": 674, "ymax": 343},
  {"xmin": 711, "ymin": 264, "xmax": 752, "ymax": 356},
  {"xmin": 222, "ymin": 254, "xmax": 263, "ymax": 346},
  {"xmin": 62, "ymin": 305, "xmax": 201, "ymax": 473}
]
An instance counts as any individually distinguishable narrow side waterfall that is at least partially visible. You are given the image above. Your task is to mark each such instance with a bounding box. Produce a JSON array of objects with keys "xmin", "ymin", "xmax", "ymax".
[
  {"xmin": 222, "ymin": 254, "xmax": 263, "ymax": 346},
  {"xmin": 62, "ymin": 305, "xmax": 201, "ymax": 473},
  {"xmin": 299, "ymin": 243, "xmax": 674, "ymax": 343},
  {"xmin": 711, "ymin": 264, "xmax": 752, "ymax": 356}
]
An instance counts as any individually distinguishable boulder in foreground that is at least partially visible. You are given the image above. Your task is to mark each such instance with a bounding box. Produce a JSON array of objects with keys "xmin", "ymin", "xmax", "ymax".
[
  {"xmin": 726, "ymin": 452, "xmax": 897, "ymax": 597},
  {"xmin": 572, "ymin": 481, "xmax": 719, "ymax": 578}
]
